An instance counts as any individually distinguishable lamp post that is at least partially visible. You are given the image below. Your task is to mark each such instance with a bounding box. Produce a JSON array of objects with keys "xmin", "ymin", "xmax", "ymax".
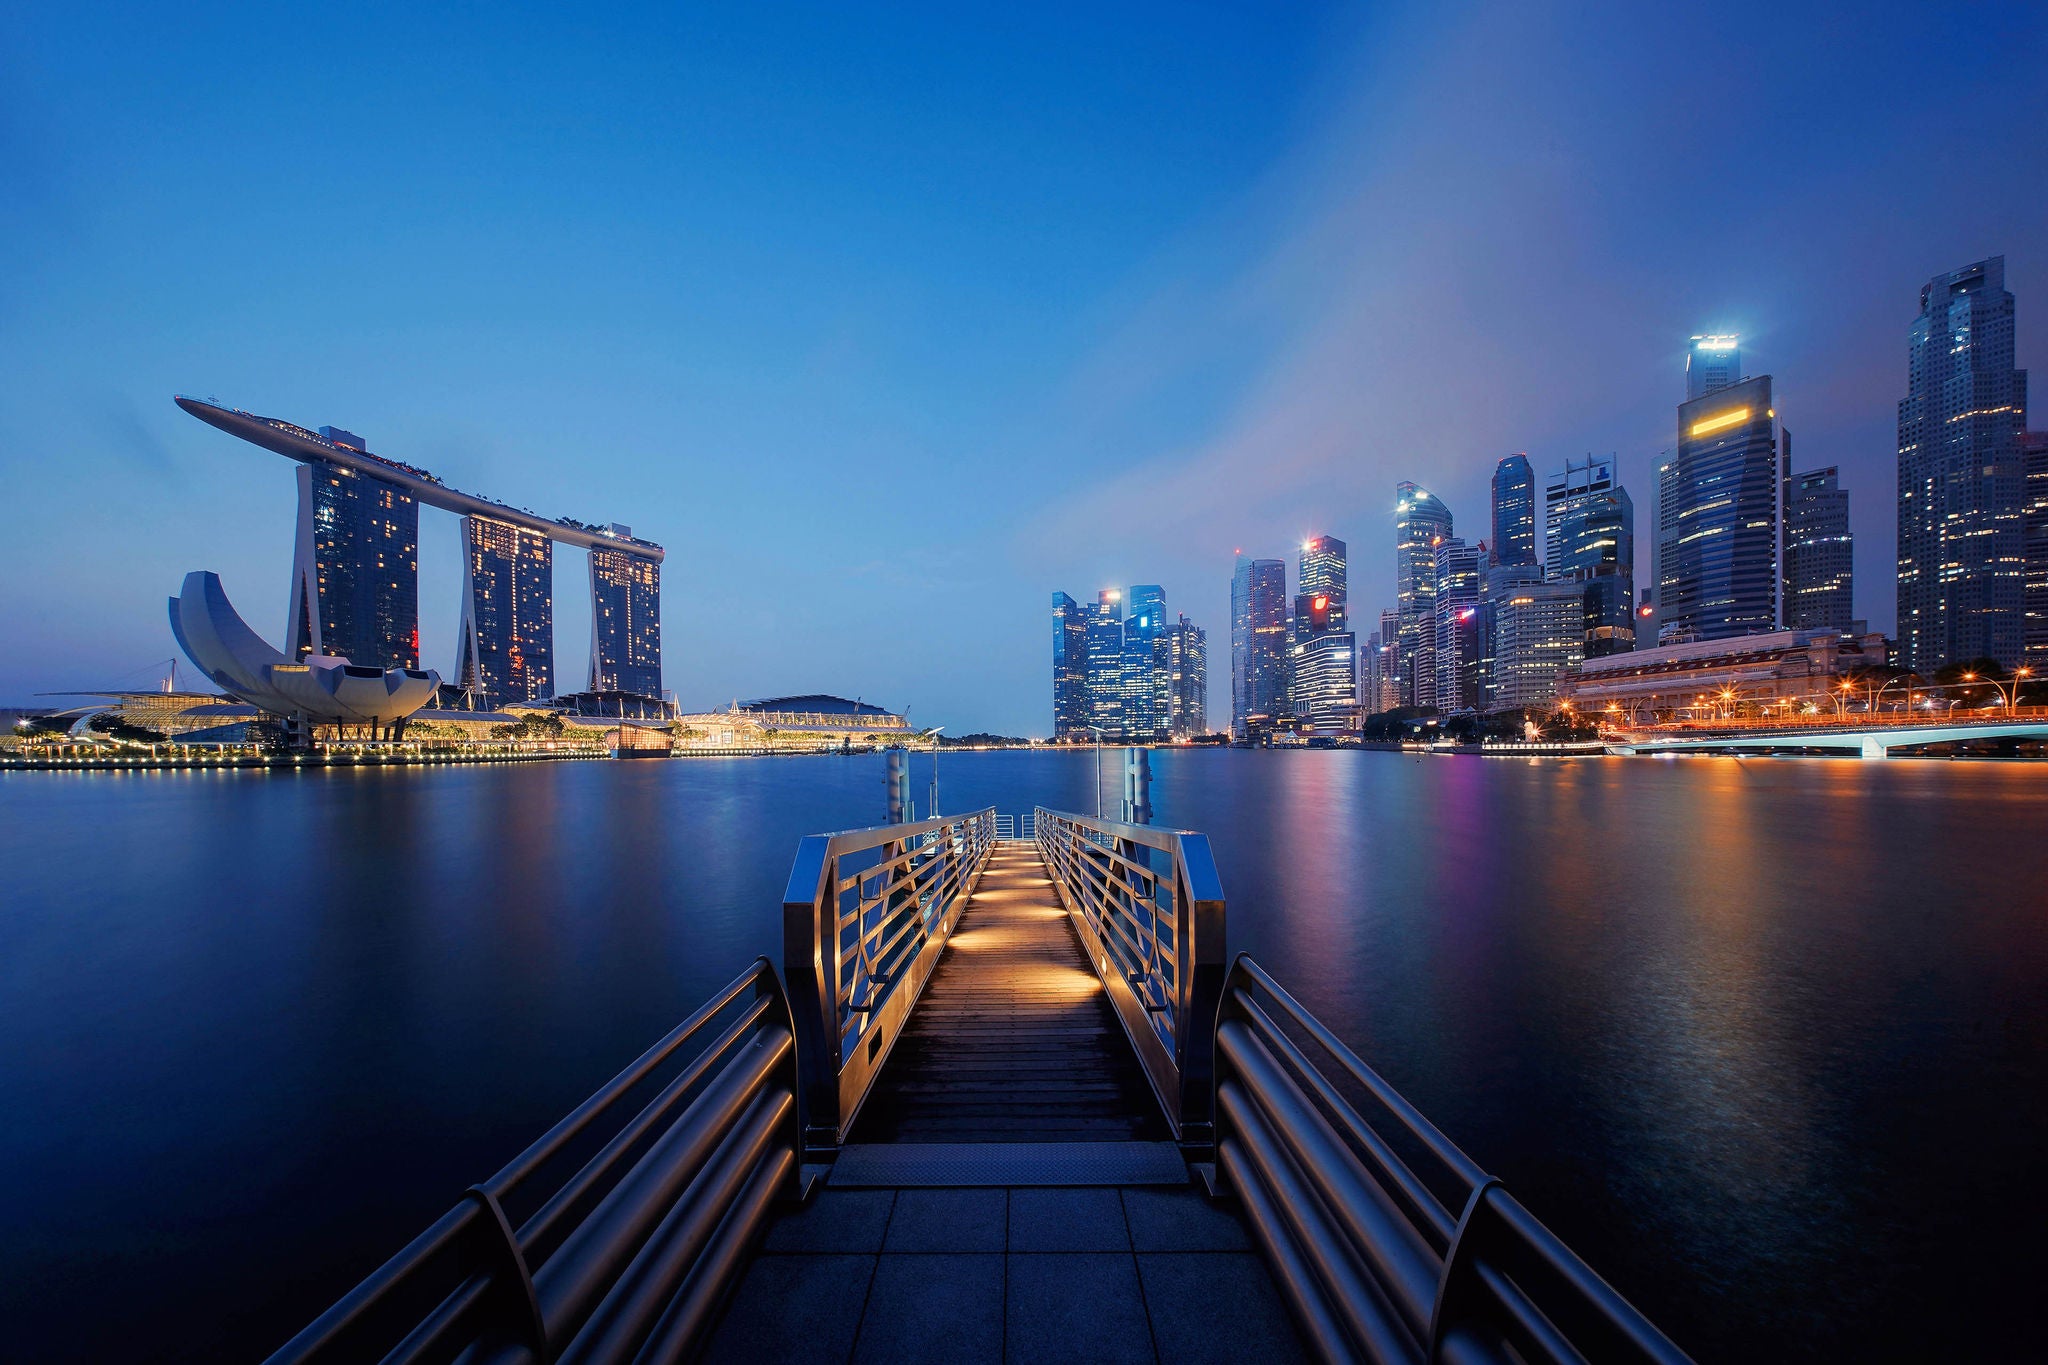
[{"xmin": 927, "ymin": 726, "xmax": 945, "ymax": 818}]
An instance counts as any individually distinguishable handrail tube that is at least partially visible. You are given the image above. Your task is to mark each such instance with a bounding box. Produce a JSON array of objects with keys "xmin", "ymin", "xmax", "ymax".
[
  {"xmin": 1232, "ymin": 994, "xmax": 1456, "ymax": 1247},
  {"xmin": 381, "ymin": 1273, "xmax": 493, "ymax": 1364},
  {"xmin": 1220, "ymin": 1128, "xmax": 1357, "ymax": 1363},
  {"xmin": 516, "ymin": 996, "xmax": 776, "ymax": 1260},
  {"xmin": 1219, "ymin": 1082, "xmax": 1419, "ymax": 1362},
  {"xmin": 556, "ymin": 1087, "xmax": 793, "ymax": 1364},
  {"xmin": 630, "ymin": 1147, "xmax": 798, "ymax": 1365},
  {"xmin": 532, "ymin": 1028, "xmax": 792, "ymax": 1343},
  {"xmin": 486, "ymin": 965, "xmax": 770, "ymax": 1203},
  {"xmin": 1220, "ymin": 1017, "xmax": 1441, "ymax": 1336},
  {"xmin": 260, "ymin": 1203, "xmax": 482, "ymax": 1359},
  {"xmin": 1484, "ymin": 1190, "xmax": 1689, "ymax": 1363}
]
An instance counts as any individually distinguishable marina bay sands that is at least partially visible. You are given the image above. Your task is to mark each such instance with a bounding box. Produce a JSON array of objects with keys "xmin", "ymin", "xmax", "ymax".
[{"xmin": 174, "ymin": 396, "xmax": 664, "ymax": 709}]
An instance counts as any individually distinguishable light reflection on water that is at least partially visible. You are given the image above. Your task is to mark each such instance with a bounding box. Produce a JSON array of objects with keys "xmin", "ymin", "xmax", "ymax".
[{"xmin": 1, "ymin": 751, "xmax": 2045, "ymax": 1361}]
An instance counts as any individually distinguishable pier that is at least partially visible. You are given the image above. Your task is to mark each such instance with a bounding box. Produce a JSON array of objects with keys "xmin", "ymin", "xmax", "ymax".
[{"xmin": 262, "ymin": 805, "xmax": 1693, "ymax": 1364}]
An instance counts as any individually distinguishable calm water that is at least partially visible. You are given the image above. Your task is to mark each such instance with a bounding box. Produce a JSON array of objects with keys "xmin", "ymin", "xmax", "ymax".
[{"xmin": 3, "ymin": 751, "xmax": 2045, "ymax": 1361}]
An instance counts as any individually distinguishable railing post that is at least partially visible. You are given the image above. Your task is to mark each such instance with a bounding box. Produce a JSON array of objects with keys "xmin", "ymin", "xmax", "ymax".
[{"xmin": 780, "ymin": 835, "xmax": 842, "ymax": 1153}]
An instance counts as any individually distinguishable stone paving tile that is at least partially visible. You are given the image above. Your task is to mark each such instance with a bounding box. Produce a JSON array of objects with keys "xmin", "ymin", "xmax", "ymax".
[
  {"xmin": 699, "ymin": 1251, "xmax": 874, "ymax": 1365},
  {"xmin": 1121, "ymin": 1186, "xmax": 1253, "ymax": 1251},
  {"xmin": 881, "ymin": 1187, "xmax": 1008, "ymax": 1252},
  {"xmin": 1005, "ymin": 1251, "xmax": 1155, "ymax": 1365},
  {"xmin": 762, "ymin": 1188, "xmax": 897, "ymax": 1253},
  {"xmin": 851, "ymin": 1253, "xmax": 1004, "ymax": 1365},
  {"xmin": 1136, "ymin": 1251, "xmax": 1308, "ymax": 1364},
  {"xmin": 1007, "ymin": 1186, "xmax": 1131, "ymax": 1252}
]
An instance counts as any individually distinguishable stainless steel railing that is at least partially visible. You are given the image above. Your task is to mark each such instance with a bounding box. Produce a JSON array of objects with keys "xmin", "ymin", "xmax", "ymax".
[
  {"xmin": 1034, "ymin": 806, "xmax": 1226, "ymax": 1148},
  {"xmin": 1215, "ymin": 956, "xmax": 1692, "ymax": 1365},
  {"xmin": 993, "ymin": 811, "xmax": 1037, "ymax": 842},
  {"xmin": 782, "ymin": 806, "xmax": 998, "ymax": 1149},
  {"xmin": 264, "ymin": 958, "xmax": 801, "ymax": 1365}
]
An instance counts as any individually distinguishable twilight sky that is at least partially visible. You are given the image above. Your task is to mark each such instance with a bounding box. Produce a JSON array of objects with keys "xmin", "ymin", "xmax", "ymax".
[{"xmin": 3, "ymin": 2, "xmax": 2045, "ymax": 734}]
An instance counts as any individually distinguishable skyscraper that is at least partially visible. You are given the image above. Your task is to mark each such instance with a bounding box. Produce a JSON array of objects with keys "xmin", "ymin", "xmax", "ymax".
[
  {"xmin": 1298, "ymin": 536, "xmax": 1348, "ymax": 630},
  {"xmin": 1122, "ymin": 585, "xmax": 1167, "ymax": 737},
  {"xmin": 1230, "ymin": 556, "xmax": 1287, "ymax": 741},
  {"xmin": 1686, "ymin": 335, "xmax": 1741, "ymax": 400},
  {"xmin": 458, "ymin": 515, "xmax": 554, "ymax": 705},
  {"xmin": 588, "ymin": 542, "xmax": 662, "ymax": 696},
  {"xmin": 1086, "ymin": 590, "xmax": 1125, "ymax": 734},
  {"xmin": 1897, "ymin": 256, "xmax": 2028, "ymax": 673},
  {"xmin": 1376, "ymin": 608, "xmax": 1401, "ymax": 711},
  {"xmin": 288, "ymin": 459, "xmax": 420, "ymax": 669},
  {"xmin": 2024, "ymin": 430, "xmax": 2048, "ymax": 670},
  {"xmin": 1162, "ymin": 615, "xmax": 1208, "ymax": 738},
  {"xmin": 1395, "ymin": 484, "xmax": 1453, "ymax": 706},
  {"xmin": 1430, "ymin": 537, "xmax": 1483, "ymax": 710},
  {"xmin": 1660, "ymin": 375, "xmax": 1780, "ymax": 643},
  {"xmin": 1490, "ymin": 455, "xmax": 1537, "ymax": 568},
  {"xmin": 1782, "ymin": 461, "xmax": 1855, "ymax": 633},
  {"xmin": 1548, "ymin": 455, "xmax": 1636, "ymax": 657},
  {"xmin": 1490, "ymin": 576, "xmax": 1587, "ymax": 711},
  {"xmin": 1051, "ymin": 592, "xmax": 1089, "ymax": 739}
]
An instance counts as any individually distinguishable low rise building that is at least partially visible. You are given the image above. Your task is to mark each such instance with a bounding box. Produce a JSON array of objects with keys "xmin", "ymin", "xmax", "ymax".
[
  {"xmin": 1557, "ymin": 628, "xmax": 1891, "ymax": 718},
  {"xmin": 671, "ymin": 695, "xmax": 914, "ymax": 753}
]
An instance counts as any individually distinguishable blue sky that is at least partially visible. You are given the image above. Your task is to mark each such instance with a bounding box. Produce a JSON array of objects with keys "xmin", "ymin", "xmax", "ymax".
[{"xmin": 3, "ymin": 2, "xmax": 2045, "ymax": 733}]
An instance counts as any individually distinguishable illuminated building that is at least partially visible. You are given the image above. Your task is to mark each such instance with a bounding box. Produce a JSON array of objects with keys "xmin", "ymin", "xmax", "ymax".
[
  {"xmin": 1051, "ymin": 592, "xmax": 1089, "ymax": 739},
  {"xmin": 2025, "ymin": 430, "xmax": 2048, "ymax": 669},
  {"xmin": 1430, "ymin": 537, "xmax": 1482, "ymax": 710},
  {"xmin": 1375, "ymin": 608, "xmax": 1400, "ymax": 711},
  {"xmin": 1659, "ymin": 375, "xmax": 1780, "ymax": 643},
  {"xmin": 1123, "ymin": 585, "xmax": 1167, "ymax": 737},
  {"xmin": 1686, "ymin": 334, "xmax": 1741, "ymax": 401},
  {"xmin": 1781, "ymin": 459, "xmax": 1855, "ymax": 634},
  {"xmin": 1394, "ymin": 483, "xmax": 1453, "ymax": 706},
  {"xmin": 1490, "ymin": 454, "xmax": 1537, "ymax": 568},
  {"xmin": 1558, "ymin": 628, "xmax": 1891, "ymax": 716},
  {"xmin": 671, "ymin": 696, "xmax": 912, "ymax": 753},
  {"xmin": 1290, "ymin": 632, "xmax": 1357, "ymax": 733},
  {"xmin": 1896, "ymin": 256, "xmax": 2028, "ymax": 673},
  {"xmin": 1162, "ymin": 614, "xmax": 1208, "ymax": 738},
  {"xmin": 176, "ymin": 396, "xmax": 666, "ymax": 694},
  {"xmin": 1086, "ymin": 589, "xmax": 1125, "ymax": 733},
  {"xmin": 1230, "ymin": 555, "xmax": 1287, "ymax": 741},
  {"xmin": 458, "ymin": 516, "xmax": 553, "ymax": 705},
  {"xmin": 1490, "ymin": 576, "xmax": 1585, "ymax": 711},
  {"xmin": 1548, "ymin": 455, "xmax": 1636, "ymax": 657},
  {"xmin": 1298, "ymin": 536, "xmax": 1347, "ymax": 630},
  {"xmin": 588, "ymin": 542, "xmax": 661, "ymax": 697}
]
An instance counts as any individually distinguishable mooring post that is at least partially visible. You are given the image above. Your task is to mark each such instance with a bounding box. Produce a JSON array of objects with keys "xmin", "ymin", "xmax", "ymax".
[
  {"xmin": 1122, "ymin": 746, "xmax": 1152, "ymax": 825},
  {"xmin": 886, "ymin": 749, "xmax": 907, "ymax": 823}
]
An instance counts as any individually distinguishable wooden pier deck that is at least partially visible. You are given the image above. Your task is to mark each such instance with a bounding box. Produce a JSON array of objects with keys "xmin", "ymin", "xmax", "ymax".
[{"xmin": 847, "ymin": 843, "xmax": 1169, "ymax": 1144}]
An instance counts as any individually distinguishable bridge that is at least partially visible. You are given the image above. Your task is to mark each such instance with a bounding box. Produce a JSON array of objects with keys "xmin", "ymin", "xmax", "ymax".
[
  {"xmin": 262, "ymin": 805, "xmax": 1692, "ymax": 1364},
  {"xmin": 1606, "ymin": 711, "xmax": 2048, "ymax": 758}
]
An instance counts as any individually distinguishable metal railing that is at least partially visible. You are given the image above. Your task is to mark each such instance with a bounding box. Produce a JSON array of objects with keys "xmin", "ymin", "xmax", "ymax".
[
  {"xmin": 993, "ymin": 811, "xmax": 1037, "ymax": 842},
  {"xmin": 782, "ymin": 807, "xmax": 997, "ymax": 1149},
  {"xmin": 264, "ymin": 959, "xmax": 801, "ymax": 1365},
  {"xmin": 1035, "ymin": 806, "xmax": 1225, "ymax": 1148},
  {"xmin": 1215, "ymin": 957, "xmax": 1692, "ymax": 1364}
]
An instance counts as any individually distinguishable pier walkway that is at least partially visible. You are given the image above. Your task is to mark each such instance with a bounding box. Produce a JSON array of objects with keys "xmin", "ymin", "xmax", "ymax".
[{"xmin": 263, "ymin": 806, "xmax": 1695, "ymax": 1365}]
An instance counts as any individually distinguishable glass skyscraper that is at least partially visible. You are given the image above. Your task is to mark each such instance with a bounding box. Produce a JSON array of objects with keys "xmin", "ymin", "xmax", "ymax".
[
  {"xmin": 289, "ymin": 460, "xmax": 420, "ymax": 669},
  {"xmin": 1163, "ymin": 614, "xmax": 1207, "ymax": 738},
  {"xmin": 1430, "ymin": 537, "xmax": 1483, "ymax": 710},
  {"xmin": 1050, "ymin": 592, "xmax": 1089, "ymax": 739},
  {"xmin": 2025, "ymin": 430, "xmax": 2048, "ymax": 671},
  {"xmin": 1086, "ymin": 590, "xmax": 1125, "ymax": 734},
  {"xmin": 1121, "ymin": 585, "xmax": 1167, "ymax": 738},
  {"xmin": 1782, "ymin": 459, "xmax": 1855, "ymax": 633},
  {"xmin": 1298, "ymin": 536, "xmax": 1347, "ymax": 630},
  {"xmin": 1686, "ymin": 335, "xmax": 1741, "ymax": 401},
  {"xmin": 1230, "ymin": 556, "xmax": 1287, "ymax": 741},
  {"xmin": 588, "ymin": 544, "xmax": 662, "ymax": 696},
  {"xmin": 1897, "ymin": 256, "xmax": 2028, "ymax": 673},
  {"xmin": 1660, "ymin": 375, "xmax": 1780, "ymax": 643},
  {"xmin": 457, "ymin": 515, "xmax": 554, "ymax": 705},
  {"xmin": 1490, "ymin": 454, "xmax": 1537, "ymax": 568},
  {"xmin": 1394, "ymin": 483, "xmax": 1453, "ymax": 706},
  {"xmin": 1548, "ymin": 455, "xmax": 1635, "ymax": 657}
]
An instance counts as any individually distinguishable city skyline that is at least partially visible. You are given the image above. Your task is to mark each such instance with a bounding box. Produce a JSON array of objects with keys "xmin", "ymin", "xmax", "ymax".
[{"xmin": 3, "ymin": 5, "xmax": 2046, "ymax": 735}]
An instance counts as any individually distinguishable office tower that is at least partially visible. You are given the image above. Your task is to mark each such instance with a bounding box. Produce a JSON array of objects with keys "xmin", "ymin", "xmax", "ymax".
[
  {"xmin": 1395, "ymin": 484, "xmax": 1454, "ymax": 705},
  {"xmin": 2025, "ymin": 430, "xmax": 2048, "ymax": 669},
  {"xmin": 1897, "ymin": 256, "xmax": 2028, "ymax": 673},
  {"xmin": 1548, "ymin": 455, "xmax": 1636, "ymax": 657},
  {"xmin": 1490, "ymin": 577, "xmax": 1588, "ymax": 710},
  {"xmin": 1430, "ymin": 537, "xmax": 1483, "ymax": 710},
  {"xmin": 1490, "ymin": 455, "xmax": 1538, "ymax": 567},
  {"xmin": 457, "ymin": 516, "xmax": 554, "ymax": 705},
  {"xmin": 1122, "ymin": 585, "xmax": 1167, "ymax": 737},
  {"xmin": 1291, "ymin": 632, "xmax": 1358, "ymax": 732},
  {"xmin": 1686, "ymin": 334, "xmax": 1741, "ymax": 400},
  {"xmin": 1477, "ymin": 562, "xmax": 1544, "ymax": 708},
  {"xmin": 1782, "ymin": 461, "xmax": 1855, "ymax": 633},
  {"xmin": 1161, "ymin": 615, "xmax": 1207, "ymax": 738},
  {"xmin": 588, "ymin": 543, "xmax": 662, "ymax": 695},
  {"xmin": 1298, "ymin": 536, "xmax": 1348, "ymax": 629},
  {"xmin": 1375, "ymin": 608, "xmax": 1400, "ymax": 710},
  {"xmin": 287, "ymin": 460, "xmax": 420, "ymax": 668},
  {"xmin": 1230, "ymin": 556, "xmax": 1288, "ymax": 741},
  {"xmin": 1660, "ymin": 375, "xmax": 1780, "ymax": 643},
  {"xmin": 1363, "ymin": 629, "xmax": 1383, "ymax": 715},
  {"xmin": 1051, "ymin": 592, "xmax": 1090, "ymax": 739},
  {"xmin": 1086, "ymin": 590, "xmax": 1125, "ymax": 734}
]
